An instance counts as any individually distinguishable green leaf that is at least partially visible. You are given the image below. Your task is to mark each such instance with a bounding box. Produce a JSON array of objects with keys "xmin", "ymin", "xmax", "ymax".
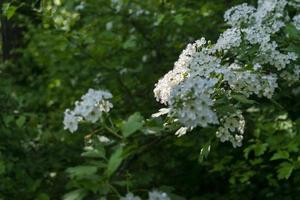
[
  {"xmin": 121, "ymin": 112, "xmax": 144, "ymax": 138},
  {"xmin": 244, "ymin": 145, "xmax": 253, "ymax": 159},
  {"xmin": 284, "ymin": 24, "xmax": 300, "ymax": 40},
  {"xmin": 232, "ymin": 94, "xmax": 256, "ymax": 104},
  {"xmin": 254, "ymin": 143, "xmax": 268, "ymax": 157},
  {"xmin": 0, "ymin": 160, "xmax": 5, "ymax": 175},
  {"xmin": 106, "ymin": 146, "xmax": 123, "ymax": 177},
  {"xmin": 66, "ymin": 166, "xmax": 98, "ymax": 178},
  {"xmin": 198, "ymin": 142, "xmax": 211, "ymax": 163},
  {"xmin": 2, "ymin": 3, "xmax": 17, "ymax": 20},
  {"xmin": 3, "ymin": 115, "xmax": 14, "ymax": 126},
  {"xmin": 270, "ymin": 151, "xmax": 290, "ymax": 161},
  {"xmin": 156, "ymin": 14, "xmax": 165, "ymax": 25},
  {"xmin": 36, "ymin": 193, "xmax": 50, "ymax": 200},
  {"xmin": 277, "ymin": 162, "xmax": 294, "ymax": 180},
  {"xmin": 270, "ymin": 99, "xmax": 284, "ymax": 109},
  {"xmin": 174, "ymin": 14, "xmax": 184, "ymax": 26},
  {"xmin": 63, "ymin": 189, "xmax": 87, "ymax": 200},
  {"xmin": 123, "ymin": 36, "xmax": 136, "ymax": 49},
  {"xmin": 16, "ymin": 116, "xmax": 26, "ymax": 128}
]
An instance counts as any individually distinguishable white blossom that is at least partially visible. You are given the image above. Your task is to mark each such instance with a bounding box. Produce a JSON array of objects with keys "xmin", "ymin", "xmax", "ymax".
[
  {"xmin": 153, "ymin": 0, "xmax": 299, "ymax": 147},
  {"xmin": 97, "ymin": 136, "xmax": 111, "ymax": 144},
  {"xmin": 168, "ymin": 76, "xmax": 219, "ymax": 128},
  {"xmin": 216, "ymin": 111, "xmax": 245, "ymax": 147},
  {"xmin": 63, "ymin": 109, "xmax": 81, "ymax": 133},
  {"xmin": 151, "ymin": 108, "xmax": 170, "ymax": 118},
  {"xmin": 253, "ymin": 63, "xmax": 262, "ymax": 71},
  {"xmin": 63, "ymin": 89, "xmax": 113, "ymax": 133},
  {"xmin": 175, "ymin": 127, "xmax": 189, "ymax": 137},
  {"xmin": 120, "ymin": 193, "xmax": 141, "ymax": 200},
  {"xmin": 293, "ymin": 14, "xmax": 300, "ymax": 30},
  {"xmin": 148, "ymin": 190, "xmax": 170, "ymax": 200},
  {"xmin": 213, "ymin": 28, "xmax": 242, "ymax": 51},
  {"xmin": 224, "ymin": 3, "xmax": 256, "ymax": 27}
]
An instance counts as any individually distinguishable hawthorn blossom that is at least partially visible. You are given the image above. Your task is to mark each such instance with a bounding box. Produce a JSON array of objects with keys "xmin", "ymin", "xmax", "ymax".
[
  {"xmin": 153, "ymin": 0, "xmax": 299, "ymax": 147},
  {"xmin": 63, "ymin": 89, "xmax": 113, "ymax": 133}
]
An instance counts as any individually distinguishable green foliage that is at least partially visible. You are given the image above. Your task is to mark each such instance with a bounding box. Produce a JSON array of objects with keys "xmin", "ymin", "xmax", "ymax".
[
  {"xmin": 2, "ymin": 3, "xmax": 17, "ymax": 19},
  {"xmin": 121, "ymin": 112, "xmax": 144, "ymax": 138},
  {"xmin": 106, "ymin": 146, "xmax": 124, "ymax": 177}
]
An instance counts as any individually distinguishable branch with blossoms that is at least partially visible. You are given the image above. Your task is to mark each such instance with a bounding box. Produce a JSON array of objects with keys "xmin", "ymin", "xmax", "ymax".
[
  {"xmin": 63, "ymin": 0, "xmax": 300, "ymax": 158},
  {"xmin": 153, "ymin": 0, "xmax": 300, "ymax": 147},
  {"xmin": 62, "ymin": 0, "xmax": 300, "ymax": 199}
]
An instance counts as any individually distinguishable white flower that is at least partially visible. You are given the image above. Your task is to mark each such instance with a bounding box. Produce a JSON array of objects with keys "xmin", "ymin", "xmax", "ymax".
[
  {"xmin": 98, "ymin": 136, "xmax": 111, "ymax": 144},
  {"xmin": 63, "ymin": 89, "xmax": 113, "ymax": 133},
  {"xmin": 293, "ymin": 14, "xmax": 300, "ymax": 30},
  {"xmin": 106, "ymin": 21, "xmax": 113, "ymax": 31},
  {"xmin": 168, "ymin": 76, "xmax": 219, "ymax": 128},
  {"xmin": 175, "ymin": 127, "xmax": 189, "ymax": 137},
  {"xmin": 151, "ymin": 108, "xmax": 170, "ymax": 118},
  {"xmin": 84, "ymin": 107, "xmax": 102, "ymax": 123},
  {"xmin": 253, "ymin": 63, "xmax": 262, "ymax": 71},
  {"xmin": 99, "ymin": 100, "xmax": 113, "ymax": 112},
  {"xmin": 63, "ymin": 109, "xmax": 81, "ymax": 133},
  {"xmin": 224, "ymin": 3, "xmax": 256, "ymax": 27},
  {"xmin": 148, "ymin": 190, "xmax": 170, "ymax": 200},
  {"xmin": 216, "ymin": 111, "xmax": 245, "ymax": 147},
  {"xmin": 153, "ymin": 0, "xmax": 299, "ymax": 148},
  {"xmin": 213, "ymin": 28, "xmax": 242, "ymax": 51},
  {"xmin": 242, "ymin": 25, "xmax": 271, "ymax": 44},
  {"xmin": 120, "ymin": 193, "xmax": 141, "ymax": 200}
]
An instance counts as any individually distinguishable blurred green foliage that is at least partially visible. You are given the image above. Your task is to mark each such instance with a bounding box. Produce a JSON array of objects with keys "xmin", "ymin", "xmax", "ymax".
[{"xmin": 1, "ymin": 0, "xmax": 300, "ymax": 199}]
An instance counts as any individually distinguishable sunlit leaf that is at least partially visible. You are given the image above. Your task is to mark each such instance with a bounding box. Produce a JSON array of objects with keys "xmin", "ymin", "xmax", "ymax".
[
  {"xmin": 277, "ymin": 162, "xmax": 294, "ymax": 180},
  {"xmin": 121, "ymin": 112, "xmax": 144, "ymax": 138},
  {"xmin": 106, "ymin": 146, "xmax": 123, "ymax": 177}
]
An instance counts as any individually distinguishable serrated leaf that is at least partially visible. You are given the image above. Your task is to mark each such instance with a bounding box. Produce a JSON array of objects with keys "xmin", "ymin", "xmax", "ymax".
[
  {"xmin": 198, "ymin": 142, "xmax": 211, "ymax": 163},
  {"xmin": 254, "ymin": 143, "xmax": 268, "ymax": 156},
  {"xmin": 277, "ymin": 162, "xmax": 294, "ymax": 180},
  {"xmin": 270, "ymin": 151, "xmax": 290, "ymax": 161},
  {"xmin": 106, "ymin": 146, "xmax": 123, "ymax": 177},
  {"xmin": 121, "ymin": 112, "xmax": 144, "ymax": 137},
  {"xmin": 66, "ymin": 166, "xmax": 98, "ymax": 178},
  {"xmin": 63, "ymin": 189, "xmax": 86, "ymax": 200}
]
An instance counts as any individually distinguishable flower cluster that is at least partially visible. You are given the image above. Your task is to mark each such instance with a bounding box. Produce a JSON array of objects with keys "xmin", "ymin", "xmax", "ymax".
[
  {"xmin": 216, "ymin": 110, "xmax": 245, "ymax": 148},
  {"xmin": 120, "ymin": 190, "xmax": 170, "ymax": 200},
  {"xmin": 293, "ymin": 14, "xmax": 300, "ymax": 30},
  {"xmin": 224, "ymin": 3, "xmax": 256, "ymax": 27},
  {"xmin": 153, "ymin": 0, "xmax": 299, "ymax": 147},
  {"xmin": 63, "ymin": 89, "xmax": 113, "ymax": 133}
]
